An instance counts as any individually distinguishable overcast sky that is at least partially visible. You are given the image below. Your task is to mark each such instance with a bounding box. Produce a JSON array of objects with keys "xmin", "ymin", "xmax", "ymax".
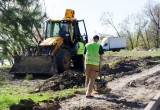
[{"xmin": 43, "ymin": 0, "xmax": 159, "ymax": 38}]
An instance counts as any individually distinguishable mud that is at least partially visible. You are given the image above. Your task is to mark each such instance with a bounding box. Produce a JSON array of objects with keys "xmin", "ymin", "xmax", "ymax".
[
  {"xmin": 10, "ymin": 98, "xmax": 61, "ymax": 110},
  {"xmin": 59, "ymin": 65, "xmax": 160, "ymax": 110},
  {"xmin": 32, "ymin": 56, "xmax": 160, "ymax": 93},
  {"xmin": 103, "ymin": 56, "xmax": 160, "ymax": 81},
  {"xmin": 127, "ymin": 70, "xmax": 160, "ymax": 90},
  {"xmin": 35, "ymin": 70, "xmax": 85, "ymax": 92}
]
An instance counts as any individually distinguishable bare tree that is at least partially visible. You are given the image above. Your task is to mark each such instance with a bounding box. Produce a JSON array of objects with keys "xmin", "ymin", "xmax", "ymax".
[
  {"xmin": 120, "ymin": 16, "xmax": 135, "ymax": 49},
  {"xmin": 100, "ymin": 12, "xmax": 121, "ymax": 37},
  {"xmin": 144, "ymin": 2, "xmax": 160, "ymax": 47},
  {"xmin": 144, "ymin": 26, "xmax": 151, "ymax": 48},
  {"xmin": 134, "ymin": 14, "xmax": 148, "ymax": 48}
]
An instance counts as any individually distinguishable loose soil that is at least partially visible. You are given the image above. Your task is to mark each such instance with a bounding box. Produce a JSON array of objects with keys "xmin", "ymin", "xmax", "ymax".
[
  {"xmin": 1, "ymin": 56, "xmax": 160, "ymax": 110},
  {"xmin": 60, "ymin": 65, "xmax": 160, "ymax": 110},
  {"xmin": 35, "ymin": 70, "xmax": 85, "ymax": 92}
]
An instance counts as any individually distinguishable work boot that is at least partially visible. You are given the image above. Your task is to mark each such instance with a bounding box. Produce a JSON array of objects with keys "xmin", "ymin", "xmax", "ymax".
[
  {"xmin": 93, "ymin": 87, "xmax": 111, "ymax": 94},
  {"xmin": 104, "ymin": 87, "xmax": 111, "ymax": 92}
]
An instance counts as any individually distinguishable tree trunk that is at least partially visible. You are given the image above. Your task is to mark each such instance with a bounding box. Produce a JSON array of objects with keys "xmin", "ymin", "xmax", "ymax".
[
  {"xmin": 135, "ymin": 30, "xmax": 141, "ymax": 47},
  {"xmin": 128, "ymin": 36, "xmax": 134, "ymax": 50},
  {"xmin": 140, "ymin": 31, "xmax": 147, "ymax": 48},
  {"xmin": 126, "ymin": 30, "xmax": 134, "ymax": 50},
  {"xmin": 144, "ymin": 28, "xmax": 150, "ymax": 48}
]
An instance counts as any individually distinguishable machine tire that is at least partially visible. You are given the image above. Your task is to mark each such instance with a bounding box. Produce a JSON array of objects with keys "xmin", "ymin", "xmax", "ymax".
[
  {"xmin": 56, "ymin": 49, "xmax": 71, "ymax": 73},
  {"xmin": 73, "ymin": 55, "xmax": 84, "ymax": 70}
]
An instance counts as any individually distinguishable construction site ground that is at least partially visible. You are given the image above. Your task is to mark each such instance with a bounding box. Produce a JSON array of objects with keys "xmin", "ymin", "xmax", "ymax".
[
  {"xmin": 0, "ymin": 51, "xmax": 160, "ymax": 110},
  {"xmin": 60, "ymin": 62, "xmax": 160, "ymax": 110}
]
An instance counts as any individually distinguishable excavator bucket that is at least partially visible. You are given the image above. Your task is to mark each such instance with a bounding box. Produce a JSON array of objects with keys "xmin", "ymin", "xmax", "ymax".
[{"xmin": 10, "ymin": 56, "xmax": 58, "ymax": 75}]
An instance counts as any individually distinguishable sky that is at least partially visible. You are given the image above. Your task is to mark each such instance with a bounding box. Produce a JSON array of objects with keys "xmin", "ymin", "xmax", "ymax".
[{"xmin": 43, "ymin": 0, "xmax": 159, "ymax": 38}]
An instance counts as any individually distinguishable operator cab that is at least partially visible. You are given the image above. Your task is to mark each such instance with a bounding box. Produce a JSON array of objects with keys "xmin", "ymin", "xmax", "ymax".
[{"xmin": 44, "ymin": 19, "xmax": 88, "ymax": 46}]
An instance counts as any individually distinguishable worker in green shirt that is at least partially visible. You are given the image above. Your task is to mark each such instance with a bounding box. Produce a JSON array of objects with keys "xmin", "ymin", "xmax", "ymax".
[
  {"xmin": 74, "ymin": 39, "xmax": 85, "ymax": 71},
  {"xmin": 84, "ymin": 35, "xmax": 104, "ymax": 98}
]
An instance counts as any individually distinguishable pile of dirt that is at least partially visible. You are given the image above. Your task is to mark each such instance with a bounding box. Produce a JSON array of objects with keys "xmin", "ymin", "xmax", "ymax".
[
  {"xmin": 132, "ymin": 46, "xmax": 148, "ymax": 51},
  {"xmin": 35, "ymin": 70, "xmax": 85, "ymax": 92},
  {"xmin": 10, "ymin": 98, "xmax": 61, "ymax": 110},
  {"xmin": 104, "ymin": 56, "xmax": 160, "ymax": 81},
  {"xmin": 107, "ymin": 65, "xmax": 160, "ymax": 109},
  {"xmin": 127, "ymin": 70, "xmax": 160, "ymax": 90},
  {"xmin": 149, "ymin": 47, "xmax": 160, "ymax": 51},
  {"xmin": 60, "ymin": 65, "xmax": 160, "ymax": 110},
  {"xmin": 32, "ymin": 56, "xmax": 160, "ymax": 92}
]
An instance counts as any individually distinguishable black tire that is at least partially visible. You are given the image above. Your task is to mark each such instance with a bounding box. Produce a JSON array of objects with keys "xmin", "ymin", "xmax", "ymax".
[
  {"xmin": 73, "ymin": 55, "xmax": 84, "ymax": 70},
  {"xmin": 56, "ymin": 49, "xmax": 71, "ymax": 73}
]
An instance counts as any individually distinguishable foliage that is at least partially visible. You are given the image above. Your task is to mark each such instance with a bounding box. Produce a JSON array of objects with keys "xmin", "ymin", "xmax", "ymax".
[
  {"xmin": 0, "ymin": 0, "xmax": 46, "ymax": 61},
  {"xmin": 100, "ymin": 1, "xmax": 160, "ymax": 50},
  {"xmin": 100, "ymin": 12, "xmax": 121, "ymax": 37},
  {"xmin": 144, "ymin": 2, "xmax": 160, "ymax": 48}
]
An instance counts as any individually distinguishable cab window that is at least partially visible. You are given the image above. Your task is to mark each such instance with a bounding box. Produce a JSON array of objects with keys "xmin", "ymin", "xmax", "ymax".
[
  {"xmin": 45, "ymin": 22, "xmax": 51, "ymax": 38},
  {"xmin": 52, "ymin": 22, "xmax": 60, "ymax": 37}
]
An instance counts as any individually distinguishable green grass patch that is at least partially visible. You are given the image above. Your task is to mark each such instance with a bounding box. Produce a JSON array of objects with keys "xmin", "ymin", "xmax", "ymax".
[
  {"xmin": 0, "ymin": 74, "xmax": 9, "ymax": 85},
  {"xmin": 0, "ymin": 65, "xmax": 85, "ymax": 109},
  {"xmin": 0, "ymin": 65, "xmax": 11, "ymax": 85},
  {"xmin": 108, "ymin": 60, "xmax": 121, "ymax": 69},
  {"xmin": 0, "ymin": 83, "xmax": 84, "ymax": 110},
  {"xmin": 0, "ymin": 65, "xmax": 11, "ymax": 74},
  {"xmin": 0, "ymin": 65, "xmax": 11, "ymax": 70},
  {"xmin": 0, "ymin": 75, "xmax": 6, "ymax": 81},
  {"xmin": 106, "ymin": 51, "xmax": 160, "ymax": 57},
  {"xmin": 138, "ymin": 62, "xmax": 145, "ymax": 67}
]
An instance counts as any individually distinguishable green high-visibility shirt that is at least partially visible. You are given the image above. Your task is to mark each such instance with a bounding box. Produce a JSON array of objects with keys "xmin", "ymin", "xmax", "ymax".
[{"xmin": 77, "ymin": 42, "xmax": 84, "ymax": 55}]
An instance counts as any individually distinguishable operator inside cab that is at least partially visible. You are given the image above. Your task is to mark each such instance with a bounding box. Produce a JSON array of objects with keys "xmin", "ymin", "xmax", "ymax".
[{"xmin": 59, "ymin": 25, "xmax": 70, "ymax": 45}]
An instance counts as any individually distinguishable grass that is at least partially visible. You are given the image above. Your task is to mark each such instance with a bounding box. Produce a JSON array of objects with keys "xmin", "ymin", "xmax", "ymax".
[
  {"xmin": 105, "ymin": 51, "xmax": 160, "ymax": 68},
  {"xmin": 0, "ymin": 84, "xmax": 84, "ymax": 110},
  {"xmin": 0, "ymin": 66, "xmax": 85, "ymax": 109},
  {"xmin": 0, "ymin": 76, "xmax": 6, "ymax": 84},
  {"xmin": 0, "ymin": 65, "xmax": 11, "ymax": 75},
  {"xmin": 108, "ymin": 59, "xmax": 121, "ymax": 69},
  {"xmin": 0, "ymin": 65, "xmax": 11, "ymax": 69},
  {"xmin": 103, "ymin": 50, "xmax": 160, "ymax": 80},
  {"xmin": 0, "ymin": 50, "xmax": 159, "ymax": 109},
  {"xmin": 106, "ymin": 50, "xmax": 160, "ymax": 57},
  {"xmin": 0, "ymin": 66, "xmax": 11, "ymax": 85}
]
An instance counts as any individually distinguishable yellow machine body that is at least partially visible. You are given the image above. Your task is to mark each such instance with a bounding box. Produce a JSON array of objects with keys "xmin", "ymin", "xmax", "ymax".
[
  {"xmin": 40, "ymin": 37, "xmax": 63, "ymax": 55},
  {"xmin": 10, "ymin": 9, "xmax": 88, "ymax": 75},
  {"xmin": 64, "ymin": 9, "xmax": 75, "ymax": 19}
]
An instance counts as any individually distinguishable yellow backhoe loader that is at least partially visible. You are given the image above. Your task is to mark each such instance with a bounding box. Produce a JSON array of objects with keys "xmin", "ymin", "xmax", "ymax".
[{"xmin": 10, "ymin": 9, "xmax": 88, "ymax": 75}]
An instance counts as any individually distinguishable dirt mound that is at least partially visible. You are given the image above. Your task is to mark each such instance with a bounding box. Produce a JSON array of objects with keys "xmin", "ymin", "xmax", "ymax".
[
  {"xmin": 133, "ymin": 46, "xmax": 148, "ymax": 51},
  {"xmin": 127, "ymin": 70, "xmax": 160, "ymax": 90},
  {"xmin": 10, "ymin": 98, "xmax": 37, "ymax": 110},
  {"xmin": 105, "ymin": 56, "xmax": 160, "ymax": 81},
  {"xmin": 35, "ymin": 70, "xmax": 85, "ymax": 92},
  {"xmin": 10, "ymin": 98, "xmax": 61, "ymax": 110},
  {"xmin": 149, "ymin": 47, "xmax": 160, "ymax": 51}
]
